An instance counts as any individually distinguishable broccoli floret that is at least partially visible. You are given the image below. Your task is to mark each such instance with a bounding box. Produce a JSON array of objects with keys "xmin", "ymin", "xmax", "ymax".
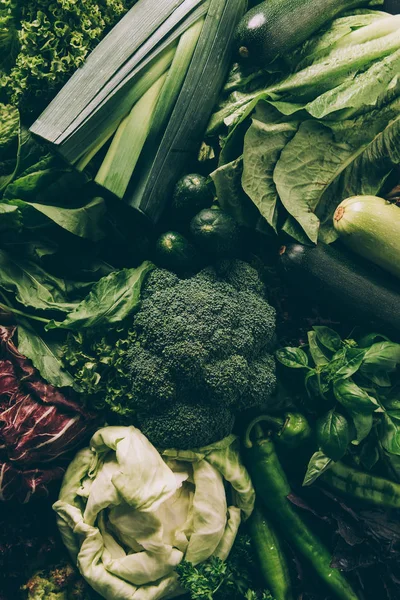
[
  {"xmin": 138, "ymin": 402, "xmax": 235, "ymax": 450},
  {"xmin": 127, "ymin": 260, "xmax": 276, "ymax": 449}
]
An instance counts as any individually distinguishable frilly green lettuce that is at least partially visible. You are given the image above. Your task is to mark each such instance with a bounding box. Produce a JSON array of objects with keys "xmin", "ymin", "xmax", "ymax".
[{"xmin": 53, "ymin": 426, "xmax": 255, "ymax": 600}]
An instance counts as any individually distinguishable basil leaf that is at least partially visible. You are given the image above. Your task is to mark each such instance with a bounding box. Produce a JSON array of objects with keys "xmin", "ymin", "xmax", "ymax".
[
  {"xmin": 358, "ymin": 332, "xmax": 390, "ymax": 348},
  {"xmin": 359, "ymin": 438, "xmax": 380, "ymax": 471},
  {"xmin": 307, "ymin": 330, "xmax": 329, "ymax": 366},
  {"xmin": 335, "ymin": 348, "xmax": 366, "ymax": 379},
  {"xmin": 362, "ymin": 342, "xmax": 400, "ymax": 376},
  {"xmin": 350, "ymin": 412, "xmax": 374, "ymax": 445},
  {"xmin": 380, "ymin": 412, "xmax": 400, "ymax": 456},
  {"xmin": 276, "ymin": 347, "xmax": 309, "ymax": 369},
  {"xmin": 47, "ymin": 261, "xmax": 154, "ymax": 331},
  {"xmin": 303, "ymin": 450, "xmax": 332, "ymax": 486},
  {"xmin": 333, "ymin": 378, "xmax": 378, "ymax": 415},
  {"xmin": 316, "ymin": 410, "xmax": 351, "ymax": 461},
  {"xmin": 313, "ymin": 326, "xmax": 342, "ymax": 352}
]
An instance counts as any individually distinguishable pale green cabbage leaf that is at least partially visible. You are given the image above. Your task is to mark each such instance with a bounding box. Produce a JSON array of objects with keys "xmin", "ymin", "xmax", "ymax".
[{"xmin": 53, "ymin": 426, "xmax": 254, "ymax": 600}]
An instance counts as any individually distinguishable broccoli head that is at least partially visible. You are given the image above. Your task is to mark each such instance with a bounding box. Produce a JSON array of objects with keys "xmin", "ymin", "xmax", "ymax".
[{"xmin": 127, "ymin": 260, "xmax": 276, "ymax": 449}]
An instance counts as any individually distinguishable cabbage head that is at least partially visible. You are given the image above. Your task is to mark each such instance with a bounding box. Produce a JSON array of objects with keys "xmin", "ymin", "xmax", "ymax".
[{"xmin": 53, "ymin": 426, "xmax": 255, "ymax": 600}]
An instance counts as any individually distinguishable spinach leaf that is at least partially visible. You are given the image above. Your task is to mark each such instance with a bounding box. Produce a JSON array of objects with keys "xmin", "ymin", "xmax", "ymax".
[
  {"xmin": 0, "ymin": 203, "xmax": 22, "ymax": 233},
  {"xmin": 316, "ymin": 410, "xmax": 351, "ymax": 461},
  {"xmin": 10, "ymin": 197, "xmax": 106, "ymax": 241},
  {"xmin": 0, "ymin": 249, "xmax": 77, "ymax": 313},
  {"xmin": 276, "ymin": 347, "xmax": 309, "ymax": 369},
  {"xmin": 17, "ymin": 319, "xmax": 78, "ymax": 390},
  {"xmin": 47, "ymin": 261, "xmax": 154, "ymax": 331},
  {"xmin": 303, "ymin": 450, "xmax": 332, "ymax": 486}
]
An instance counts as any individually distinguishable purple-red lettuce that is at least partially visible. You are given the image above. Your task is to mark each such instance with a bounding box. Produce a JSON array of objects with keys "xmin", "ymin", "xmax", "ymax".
[{"xmin": 0, "ymin": 325, "xmax": 97, "ymax": 502}]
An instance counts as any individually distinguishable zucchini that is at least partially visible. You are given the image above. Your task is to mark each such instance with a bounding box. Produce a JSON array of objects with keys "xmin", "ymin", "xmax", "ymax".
[
  {"xmin": 279, "ymin": 243, "xmax": 400, "ymax": 338},
  {"xmin": 172, "ymin": 173, "xmax": 214, "ymax": 223},
  {"xmin": 333, "ymin": 195, "xmax": 400, "ymax": 280},
  {"xmin": 234, "ymin": 0, "xmax": 372, "ymax": 64},
  {"xmin": 190, "ymin": 205, "xmax": 241, "ymax": 257},
  {"xmin": 154, "ymin": 231, "xmax": 199, "ymax": 273}
]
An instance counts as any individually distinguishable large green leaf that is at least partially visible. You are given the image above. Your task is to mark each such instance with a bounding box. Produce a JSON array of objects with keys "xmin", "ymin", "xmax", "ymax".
[
  {"xmin": 242, "ymin": 103, "xmax": 299, "ymax": 232},
  {"xmin": 10, "ymin": 197, "xmax": 106, "ymax": 241},
  {"xmin": 0, "ymin": 249, "xmax": 77, "ymax": 313},
  {"xmin": 47, "ymin": 261, "xmax": 154, "ymax": 331},
  {"xmin": 17, "ymin": 319, "xmax": 78, "ymax": 390}
]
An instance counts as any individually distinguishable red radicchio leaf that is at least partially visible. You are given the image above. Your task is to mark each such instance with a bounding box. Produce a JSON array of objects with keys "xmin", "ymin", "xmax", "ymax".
[{"xmin": 0, "ymin": 326, "xmax": 98, "ymax": 502}]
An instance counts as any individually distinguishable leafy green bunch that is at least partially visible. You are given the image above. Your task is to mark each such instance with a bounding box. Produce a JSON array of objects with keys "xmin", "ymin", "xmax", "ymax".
[
  {"xmin": 62, "ymin": 320, "xmax": 136, "ymax": 417},
  {"xmin": 176, "ymin": 534, "xmax": 275, "ymax": 600},
  {"xmin": 276, "ymin": 327, "xmax": 400, "ymax": 485},
  {"xmin": 0, "ymin": 0, "xmax": 136, "ymax": 114}
]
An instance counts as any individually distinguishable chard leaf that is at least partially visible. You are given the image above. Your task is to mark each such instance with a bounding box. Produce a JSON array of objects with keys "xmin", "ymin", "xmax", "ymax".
[
  {"xmin": 303, "ymin": 450, "xmax": 332, "ymax": 486},
  {"xmin": 47, "ymin": 261, "xmax": 154, "ymax": 331}
]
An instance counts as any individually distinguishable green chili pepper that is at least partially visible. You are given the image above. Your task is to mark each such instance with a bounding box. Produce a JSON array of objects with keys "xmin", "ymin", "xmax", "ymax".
[
  {"xmin": 244, "ymin": 416, "xmax": 358, "ymax": 600},
  {"xmin": 322, "ymin": 461, "xmax": 400, "ymax": 508},
  {"xmin": 252, "ymin": 413, "xmax": 312, "ymax": 449},
  {"xmin": 248, "ymin": 506, "xmax": 293, "ymax": 600}
]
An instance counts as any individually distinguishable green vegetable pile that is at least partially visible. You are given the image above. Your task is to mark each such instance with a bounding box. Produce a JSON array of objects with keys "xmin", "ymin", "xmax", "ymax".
[
  {"xmin": 1, "ymin": 2, "xmax": 400, "ymax": 600},
  {"xmin": 210, "ymin": 8, "xmax": 400, "ymax": 244},
  {"xmin": 277, "ymin": 327, "xmax": 400, "ymax": 486}
]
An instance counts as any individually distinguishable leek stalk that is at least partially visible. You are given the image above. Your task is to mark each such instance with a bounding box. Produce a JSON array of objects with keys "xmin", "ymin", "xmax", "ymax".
[{"xmin": 95, "ymin": 73, "xmax": 168, "ymax": 198}]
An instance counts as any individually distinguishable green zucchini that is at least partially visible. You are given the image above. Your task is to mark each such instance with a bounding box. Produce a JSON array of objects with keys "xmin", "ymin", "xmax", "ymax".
[
  {"xmin": 333, "ymin": 195, "xmax": 400, "ymax": 280},
  {"xmin": 234, "ymin": 0, "xmax": 372, "ymax": 64},
  {"xmin": 190, "ymin": 205, "xmax": 241, "ymax": 257},
  {"xmin": 154, "ymin": 231, "xmax": 199, "ymax": 273},
  {"xmin": 279, "ymin": 242, "xmax": 400, "ymax": 338}
]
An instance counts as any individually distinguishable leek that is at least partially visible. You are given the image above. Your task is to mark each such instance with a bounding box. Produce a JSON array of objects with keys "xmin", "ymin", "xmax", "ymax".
[
  {"xmin": 127, "ymin": 0, "xmax": 247, "ymax": 222},
  {"xmin": 75, "ymin": 42, "xmax": 178, "ymax": 170},
  {"xmin": 30, "ymin": 0, "xmax": 187, "ymax": 142},
  {"xmin": 95, "ymin": 17, "xmax": 204, "ymax": 198},
  {"xmin": 95, "ymin": 73, "xmax": 168, "ymax": 198}
]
